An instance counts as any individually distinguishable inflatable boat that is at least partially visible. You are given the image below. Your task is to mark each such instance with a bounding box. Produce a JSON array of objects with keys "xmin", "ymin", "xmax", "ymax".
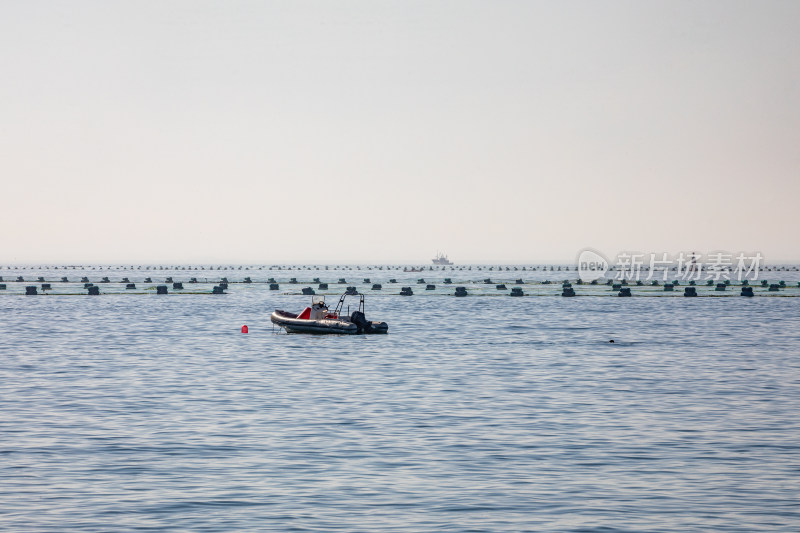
[{"xmin": 271, "ymin": 293, "xmax": 388, "ymax": 335}]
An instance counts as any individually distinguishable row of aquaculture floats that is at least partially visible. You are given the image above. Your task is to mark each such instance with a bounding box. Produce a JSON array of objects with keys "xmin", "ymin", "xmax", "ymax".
[
  {"xmin": 2, "ymin": 269, "xmax": 798, "ymax": 297},
  {"xmin": 5, "ymin": 264, "xmax": 799, "ymax": 272}
]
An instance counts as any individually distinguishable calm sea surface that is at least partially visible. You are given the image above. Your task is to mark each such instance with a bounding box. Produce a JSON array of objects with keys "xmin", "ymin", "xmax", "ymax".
[{"xmin": 2, "ymin": 266, "xmax": 800, "ymax": 532}]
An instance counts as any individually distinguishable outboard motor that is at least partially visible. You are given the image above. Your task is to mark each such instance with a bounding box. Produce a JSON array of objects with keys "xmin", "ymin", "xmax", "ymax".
[{"xmin": 350, "ymin": 311, "xmax": 372, "ymax": 334}]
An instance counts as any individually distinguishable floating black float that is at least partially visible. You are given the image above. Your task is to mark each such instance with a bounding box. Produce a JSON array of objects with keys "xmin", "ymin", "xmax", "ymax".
[
  {"xmin": 126, "ymin": 283, "xmax": 136, "ymax": 289},
  {"xmin": 372, "ymin": 284, "xmax": 382, "ymax": 290},
  {"xmin": 612, "ymin": 283, "xmax": 622, "ymax": 290},
  {"xmin": 302, "ymin": 287, "xmax": 315, "ymax": 295},
  {"xmin": 17, "ymin": 276, "xmax": 24, "ymax": 282},
  {"xmin": 389, "ymin": 279, "xmax": 397, "ymax": 283},
  {"xmin": 454, "ymin": 286, "xmax": 467, "ymax": 297},
  {"xmin": 426, "ymin": 284, "xmax": 436, "ymax": 290},
  {"xmin": 664, "ymin": 284, "xmax": 674, "ymax": 291},
  {"xmin": 338, "ymin": 278, "xmax": 347, "ymax": 283},
  {"xmin": 173, "ymin": 282, "xmax": 183, "ymax": 290},
  {"xmin": 345, "ymin": 286, "xmax": 358, "ymax": 295},
  {"xmin": 768, "ymin": 284, "xmax": 780, "ymax": 292},
  {"xmin": 561, "ymin": 287, "xmax": 575, "ymax": 297},
  {"xmin": 400, "ymin": 287, "xmax": 413, "ymax": 296},
  {"xmin": 212, "ymin": 285, "xmax": 225, "ymax": 294},
  {"xmin": 84, "ymin": 283, "xmax": 93, "ymax": 289},
  {"xmin": 684, "ymin": 287, "xmax": 697, "ymax": 297},
  {"xmin": 41, "ymin": 283, "xmax": 51, "ymax": 290},
  {"xmin": 190, "ymin": 278, "xmax": 198, "ymax": 283},
  {"xmin": 25, "ymin": 286, "xmax": 37, "ymax": 295},
  {"xmin": 363, "ymin": 278, "xmax": 370, "ymax": 283},
  {"xmin": 496, "ymin": 284, "xmax": 506, "ymax": 290},
  {"xmin": 417, "ymin": 278, "xmax": 425, "ymax": 284},
  {"xmin": 715, "ymin": 283, "xmax": 726, "ymax": 291},
  {"xmin": 741, "ymin": 286, "xmax": 754, "ymax": 297},
  {"xmin": 618, "ymin": 287, "xmax": 632, "ymax": 297},
  {"xmin": 156, "ymin": 285, "xmax": 168, "ymax": 294},
  {"xmin": 318, "ymin": 283, "xmax": 328, "ymax": 289},
  {"xmin": 444, "ymin": 278, "xmax": 452, "ymax": 284},
  {"xmin": 87, "ymin": 286, "xmax": 100, "ymax": 295},
  {"xmin": 270, "ymin": 283, "xmax": 279, "ymax": 290}
]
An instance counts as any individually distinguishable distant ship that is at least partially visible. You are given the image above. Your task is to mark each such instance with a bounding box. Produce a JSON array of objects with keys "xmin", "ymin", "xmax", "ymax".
[{"xmin": 432, "ymin": 252, "xmax": 453, "ymax": 265}]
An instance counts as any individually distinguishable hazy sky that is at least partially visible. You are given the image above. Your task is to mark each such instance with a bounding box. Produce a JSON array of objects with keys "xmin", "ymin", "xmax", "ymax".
[{"xmin": 2, "ymin": 0, "xmax": 798, "ymax": 263}]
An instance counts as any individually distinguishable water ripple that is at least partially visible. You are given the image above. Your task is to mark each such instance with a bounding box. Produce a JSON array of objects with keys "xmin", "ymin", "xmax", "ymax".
[{"xmin": 1, "ymin": 270, "xmax": 799, "ymax": 531}]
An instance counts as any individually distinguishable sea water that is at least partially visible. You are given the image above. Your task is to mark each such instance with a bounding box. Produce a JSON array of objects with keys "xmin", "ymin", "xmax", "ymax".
[{"xmin": 2, "ymin": 266, "xmax": 800, "ymax": 531}]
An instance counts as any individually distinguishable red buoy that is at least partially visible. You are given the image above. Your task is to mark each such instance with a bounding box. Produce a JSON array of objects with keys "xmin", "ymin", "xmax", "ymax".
[{"xmin": 241, "ymin": 325, "xmax": 248, "ymax": 334}]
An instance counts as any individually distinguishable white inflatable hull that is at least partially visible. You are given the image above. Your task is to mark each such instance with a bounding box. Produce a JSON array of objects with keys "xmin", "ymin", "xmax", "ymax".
[{"xmin": 271, "ymin": 311, "xmax": 358, "ymax": 334}]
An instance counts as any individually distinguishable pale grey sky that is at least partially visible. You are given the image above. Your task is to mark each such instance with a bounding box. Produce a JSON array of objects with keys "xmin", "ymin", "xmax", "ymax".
[{"xmin": 1, "ymin": 0, "xmax": 798, "ymax": 263}]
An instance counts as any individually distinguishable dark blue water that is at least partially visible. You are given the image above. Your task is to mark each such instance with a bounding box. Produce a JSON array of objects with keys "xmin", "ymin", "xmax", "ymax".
[{"xmin": 2, "ymin": 267, "xmax": 800, "ymax": 531}]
